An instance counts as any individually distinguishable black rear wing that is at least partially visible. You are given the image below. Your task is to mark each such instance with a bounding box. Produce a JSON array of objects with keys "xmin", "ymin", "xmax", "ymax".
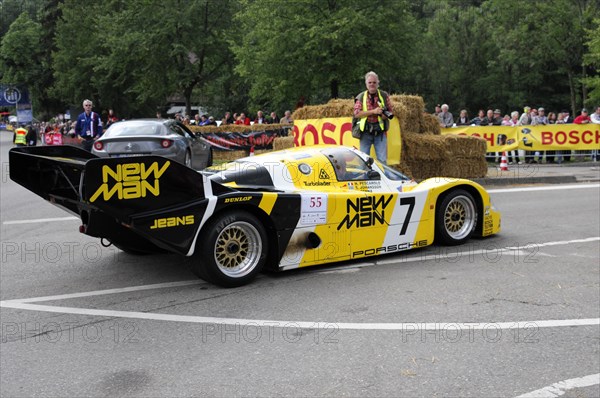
[
  {"xmin": 10, "ymin": 146, "xmax": 209, "ymax": 221},
  {"xmin": 10, "ymin": 146, "xmax": 95, "ymax": 215}
]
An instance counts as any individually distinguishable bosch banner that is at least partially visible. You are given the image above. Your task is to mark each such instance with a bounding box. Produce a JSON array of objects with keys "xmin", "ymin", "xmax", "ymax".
[
  {"xmin": 442, "ymin": 124, "xmax": 600, "ymax": 152},
  {"xmin": 292, "ymin": 117, "xmax": 402, "ymax": 165}
]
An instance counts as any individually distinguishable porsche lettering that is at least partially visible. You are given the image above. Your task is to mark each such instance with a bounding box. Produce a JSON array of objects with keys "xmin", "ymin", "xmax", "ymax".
[
  {"xmin": 352, "ymin": 240, "xmax": 428, "ymax": 257},
  {"xmin": 90, "ymin": 161, "xmax": 170, "ymax": 202}
]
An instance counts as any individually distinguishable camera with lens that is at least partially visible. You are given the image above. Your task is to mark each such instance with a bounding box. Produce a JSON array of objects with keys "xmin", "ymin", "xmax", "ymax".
[{"xmin": 382, "ymin": 109, "xmax": 394, "ymax": 119}]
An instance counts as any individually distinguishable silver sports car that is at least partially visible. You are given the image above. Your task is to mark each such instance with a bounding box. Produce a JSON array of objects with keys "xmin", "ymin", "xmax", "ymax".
[{"xmin": 91, "ymin": 119, "xmax": 212, "ymax": 169}]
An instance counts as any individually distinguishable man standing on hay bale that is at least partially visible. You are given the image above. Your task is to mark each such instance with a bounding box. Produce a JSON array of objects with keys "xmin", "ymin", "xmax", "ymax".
[{"xmin": 353, "ymin": 71, "xmax": 393, "ymax": 164}]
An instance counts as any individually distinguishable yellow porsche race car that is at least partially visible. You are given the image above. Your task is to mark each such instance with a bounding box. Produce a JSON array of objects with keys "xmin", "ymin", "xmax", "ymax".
[{"xmin": 10, "ymin": 145, "xmax": 500, "ymax": 287}]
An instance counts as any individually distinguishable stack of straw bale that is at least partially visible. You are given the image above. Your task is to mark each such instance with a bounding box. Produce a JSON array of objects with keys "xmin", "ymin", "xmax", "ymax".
[{"xmin": 198, "ymin": 94, "xmax": 487, "ymax": 178}]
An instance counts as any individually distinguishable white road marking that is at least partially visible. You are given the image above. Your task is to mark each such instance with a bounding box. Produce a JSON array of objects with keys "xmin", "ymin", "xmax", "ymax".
[
  {"xmin": 0, "ymin": 237, "xmax": 598, "ymax": 330},
  {"xmin": 488, "ymin": 183, "xmax": 599, "ymax": 193},
  {"xmin": 2, "ymin": 216, "xmax": 78, "ymax": 225},
  {"xmin": 515, "ymin": 373, "xmax": 600, "ymax": 398},
  {"xmin": 1, "ymin": 300, "xmax": 598, "ymax": 330}
]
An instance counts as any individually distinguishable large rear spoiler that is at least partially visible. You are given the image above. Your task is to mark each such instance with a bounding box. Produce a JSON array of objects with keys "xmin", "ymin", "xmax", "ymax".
[
  {"xmin": 10, "ymin": 146, "xmax": 219, "ymax": 254},
  {"xmin": 10, "ymin": 146, "xmax": 96, "ymax": 215}
]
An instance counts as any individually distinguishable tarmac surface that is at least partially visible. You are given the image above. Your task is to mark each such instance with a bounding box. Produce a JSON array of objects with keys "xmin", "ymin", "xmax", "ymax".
[{"xmin": 474, "ymin": 161, "xmax": 600, "ymax": 186}]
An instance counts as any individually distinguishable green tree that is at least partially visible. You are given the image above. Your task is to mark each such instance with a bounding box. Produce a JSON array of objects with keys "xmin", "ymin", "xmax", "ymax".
[
  {"xmin": 583, "ymin": 17, "xmax": 600, "ymax": 107},
  {"xmin": 0, "ymin": 12, "xmax": 45, "ymax": 111},
  {"xmin": 484, "ymin": 0, "xmax": 598, "ymax": 113},
  {"xmin": 232, "ymin": 0, "xmax": 419, "ymax": 112},
  {"xmin": 52, "ymin": 0, "xmax": 236, "ymax": 118}
]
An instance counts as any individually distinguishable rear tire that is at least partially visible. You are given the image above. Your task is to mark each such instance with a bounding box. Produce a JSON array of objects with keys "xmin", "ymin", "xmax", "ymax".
[
  {"xmin": 186, "ymin": 210, "xmax": 267, "ymax": 287},
  {"xmin": 435, "ymin": 189, "xmax": 478, "ymax": 246}
]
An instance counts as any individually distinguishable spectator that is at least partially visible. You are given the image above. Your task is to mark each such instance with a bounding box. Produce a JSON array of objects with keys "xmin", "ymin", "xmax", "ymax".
[
  {"xmin": 532, "ymin": 107, "xmax": 548, "ymax": 162},
  {"xmin": 481, "ymin": 109, "xmax": 501, "ymax": 126},
  {"xmin": 156, "ymin": 111, "xmax": 162, "ymax": 119},
  {"xmin": 504, "ymin": 111, "xmax": 521, "ymax": 164},
  {"xmin": 191, "ymin": 114, "xmax": 201, "ymax": 125},
  {"xmin": 501, "ymin": 114, "xmax": 512, "ymax": 126},
  {"xmin": 106, "ymin": 109, "xmax": 118, "ymax": 128},
  {"xmin": 573, "ymin": 108, "xmax": 591, "ymax": 124},
  {"xmin": 470, "ymin": 109, "xmax": 485, "ymax": 126},
  {"xmin": 280, "ymin": 110, "xmax": 293, "ymax": 124},
  {"xmin": 207, "ymin": 116, "xmax": 217, "ymax": 126},
  {"xmin": 433, "ymin": 104, "xmax": 441, "ymax": 117},
  {"xmin": 270, "ymin": 111, "xmax": 280, "ymax": 124},
  {"xmin": 591, "ymin": 106, "xmax": 600, "ymax": 161},
  {"xmin": 556, "ymin": 110, "xmax": 573, "ymax": 163},
  {"xmin": 75, "ymin": 99, "xmax": 103, "ymax": 152},
  {"xmin": 174, "ymin": 113, "xmax": 183, "ymax": 122},
  {"xmin": 235, "ymin": 113, "xmax": 251, "ymax": 125},
  {"xmin": 437, "ymin": 104, "xmax": 453, "ymax": 128},
  {"xmin": 545, "ymin": 111, "xmax": 558, "ymax": 163},
  {"xmin": 591, "ymin": 106, "xmax": 600, "ymax": 124},
  {"xmin": 353, "ymin": 70, "xmax": 393, "ymax": 164},
  {"xmin": 254, "ymin": 110, "xmax": 269, "ymax": 124},
  {"xmin": 455, "ymin": 109, "xmax": 470, "ymax": 126},
  {"xmin": 517, "ymin": 106, "xmax": 535, "ymax": 163},
  {"xmin": 221, "ymin": 112, "xmax": 234, "ymax": 125},
  {"xmin": 26, "ymin": 124, "xmax": 38, "ymax": 146},
  {"xmin": 13, "ymin": 125, "xmax": 27, "ymax": 146},
  {"xmin": 533, "ymin": 108, "xmax": 548, "ymax": 125},
  {"xmin": 199, "ymin": 115, "xmax": 211, "ymax": 126}
]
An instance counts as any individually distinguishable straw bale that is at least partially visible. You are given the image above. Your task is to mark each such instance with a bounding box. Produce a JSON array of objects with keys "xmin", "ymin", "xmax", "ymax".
[
  {"xmin": 419, "ymin": 113, "xmax": 441, "ymax": 135},
  {"xmin": 401, "ymin": 133, "xmax": 449, "ymax": 161},
  {"xmin": 444, "ymin": 135, "xmax": 487, "ymax": 157},
  {"xmin": 390, "ymin": 95, "xmax": 424, "ymax": 123},
  {"xmin": 390, "ymin": 162, "xmax": 414, "ymax": 180},
  {"xmin": 440, "ymin": 158, "xmax": 488, "ymax": 179},
  {"xmin": 214, "ymin": 150, "xmax": 247, "ymax": 162},
  {"xmin": 273, "ymin": 136, "xmax": 295, "ymax": 150},
  {"xmin": 293, "ymin": 99, "xmax": 355, "ymax": 120}
]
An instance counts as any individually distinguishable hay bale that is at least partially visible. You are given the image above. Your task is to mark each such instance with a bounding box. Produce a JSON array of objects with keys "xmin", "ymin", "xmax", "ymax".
[
  {"xmin": 440, "ymin": 157, "xmax": 488, "ymax": 179},
  {"xmin": 293, "ymin": 99, "xmax": 354, "ymax": 120},
  {"xmin": 273, "ymin": 136, "xmax": 295, "ymax": 150},
  {"xmin": 214, "ymin": 149, "xmax": 247, "ymax": 162},
  {"xmin": 419, "ymin": 113, "xmax": 441, "ymax": 135},
  {"xmin": 444, "ymin": 134, "xmax": 487, "ymax": 157},
  {"xmin": 401, "ymin": 133, "xmax": 449, "ymax": 161}
]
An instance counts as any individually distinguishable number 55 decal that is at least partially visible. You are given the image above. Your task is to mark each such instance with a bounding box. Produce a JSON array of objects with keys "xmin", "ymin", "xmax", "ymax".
[{"xmin": 399, "ymin": 197, "xmax": 415, "ymax": 235}]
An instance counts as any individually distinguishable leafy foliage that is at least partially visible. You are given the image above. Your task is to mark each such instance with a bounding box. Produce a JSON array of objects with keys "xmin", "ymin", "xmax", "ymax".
[{"xmin": 0, "ymin": 0, "xmax": 597, "ymax": 119}]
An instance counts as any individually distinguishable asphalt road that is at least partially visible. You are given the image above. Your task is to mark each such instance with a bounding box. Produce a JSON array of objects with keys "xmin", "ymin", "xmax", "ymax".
[{"xmin": 1, "ymin": 131, "xmax": 599, "ymax": 397}]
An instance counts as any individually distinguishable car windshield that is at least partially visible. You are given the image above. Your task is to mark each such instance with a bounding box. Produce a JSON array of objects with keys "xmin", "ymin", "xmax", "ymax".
[
  {"xmin": 105, "ymin": 122, "xmax": 164, "ymax": 137},
  {"xmin": 378, "ymin": 162, "xmax": 411, "ymax": 181},
  {"xmin": 321, "ymin": 147, "xmax": 370, "ymax": 181}
]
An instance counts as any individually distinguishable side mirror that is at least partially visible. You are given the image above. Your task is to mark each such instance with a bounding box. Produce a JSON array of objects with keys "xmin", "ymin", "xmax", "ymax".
[
  {"xmin": 366, "ymin": 157, "xmax": 374, "ymax": 167},
  {"xmin": 367, "ymin": 170, "xmax": 381, "ymax": 180}
]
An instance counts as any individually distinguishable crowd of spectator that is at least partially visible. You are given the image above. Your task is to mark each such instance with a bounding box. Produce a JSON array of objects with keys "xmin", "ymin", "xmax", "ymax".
[
  {"xmin": 173, "ymin": 109, "xmax": 294, "ymax": 127},
  {"xmin": 434, "ymin": 104, "xmax": 600, "ymax": 163}
]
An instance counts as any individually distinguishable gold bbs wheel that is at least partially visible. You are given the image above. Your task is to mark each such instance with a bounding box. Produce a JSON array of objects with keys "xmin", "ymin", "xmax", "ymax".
[
  {"xmin": 214, "ymin": 221, "xmax": 262, "ymax": 278},
  {"xmin": 436, "ymin": 189, "xmax": 478, "ymax": 245}
]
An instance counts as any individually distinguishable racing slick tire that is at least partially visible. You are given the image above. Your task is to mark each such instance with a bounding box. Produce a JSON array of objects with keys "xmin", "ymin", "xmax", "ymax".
[
  {"xmin": 435, "ymin": 189, "xmax": 478, "ymax": 246},
  {"xmin": 188, "ymin": 210, "xmax": 268, "ymax": 287}
]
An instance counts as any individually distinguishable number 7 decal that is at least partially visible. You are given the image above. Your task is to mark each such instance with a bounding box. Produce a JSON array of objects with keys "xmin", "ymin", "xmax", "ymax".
[{"xmin": 399, "ymin": 197, "xmax": 415, "ymax": 235}]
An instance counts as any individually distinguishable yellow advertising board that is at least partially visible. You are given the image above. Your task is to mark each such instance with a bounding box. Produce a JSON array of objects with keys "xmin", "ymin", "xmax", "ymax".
[
  {"xmin": 292, "ymin": 117, "xmax": 402, "ymax": 165},
  {"xmin": 442, "ymin": 124, "xmax": 600, "ymax": 152}
]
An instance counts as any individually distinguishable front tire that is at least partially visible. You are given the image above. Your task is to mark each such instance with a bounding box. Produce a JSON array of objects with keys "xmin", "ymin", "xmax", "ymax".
[
  {"xmin": 435, "ymin": 189, "xmax": 478, "ymax": 245},
  {"xmin": 187, "ymin": 211, "xmax": 268, "ymax": 287}
]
